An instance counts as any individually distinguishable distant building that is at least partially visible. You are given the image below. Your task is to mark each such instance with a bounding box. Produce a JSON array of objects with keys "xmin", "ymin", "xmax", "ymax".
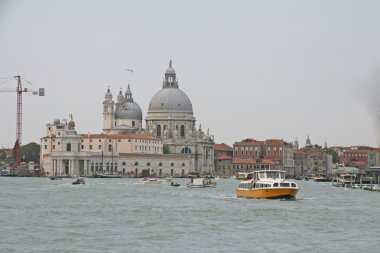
[
  {"xmin": 232, "ymin": 138, "xmax": 295, "ymax": 176},
  {"xmin": 342, "ymin": 146, "xmax": 380, "ymax": 171},
  {"xmin": 293, "ymin": 147, "xmax": 333, "ymax": 178},
  {"xmin": 40, "ymin": 119, "xmax": 190, "ymax": 177},
  {"xmin": 214, "ymin": 143, "xmax": 233, "ymax": 177}
]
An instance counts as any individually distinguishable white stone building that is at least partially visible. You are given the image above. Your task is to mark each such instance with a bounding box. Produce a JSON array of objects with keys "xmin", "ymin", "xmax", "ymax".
[{"xmin": 40, "ymin": 119, "xmax": 190, "ymax": 177}]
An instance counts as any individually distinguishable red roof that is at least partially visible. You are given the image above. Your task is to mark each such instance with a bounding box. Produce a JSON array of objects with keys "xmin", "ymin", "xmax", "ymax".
[{"xmin": 214, "ymin": 143, "xmax": 233, "ymax": 152}]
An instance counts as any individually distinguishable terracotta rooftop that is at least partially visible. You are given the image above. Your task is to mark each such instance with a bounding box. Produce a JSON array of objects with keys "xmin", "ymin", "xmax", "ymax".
[{"xmin": 214, "ymin": 143, "xmax": 233, "ymax": 152}]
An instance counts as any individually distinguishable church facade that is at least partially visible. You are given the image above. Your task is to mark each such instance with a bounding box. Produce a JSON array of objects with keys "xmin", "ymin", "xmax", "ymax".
[{"xmin": 40, "ymin": 61, "xmax": 214, "ymax": 177}]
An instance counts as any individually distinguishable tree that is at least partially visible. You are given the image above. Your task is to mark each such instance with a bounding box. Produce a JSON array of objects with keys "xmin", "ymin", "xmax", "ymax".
[
  {"xmin": 21, "ymin": 142, "xmax": 40, "ymax": 163},
  {"xmin": 326, "ymin": 148, "xmax": 339, "ymax": 164}
]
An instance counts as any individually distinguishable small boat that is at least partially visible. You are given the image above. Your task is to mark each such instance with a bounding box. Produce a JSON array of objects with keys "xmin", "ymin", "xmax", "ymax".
[
  {"xmin": 49, "ymin": 176, "xmax": 62, "ymax": 180},
  {"xmin": 313, "ymin": 174, "xmax": 329, "ymax": 182},
  {"xmin": 138, "ymin": 178, "xmax": 162, "ymax": 184},
  {"xmin": 187, "ymin": 178, "xmax": 216, "ymax": 188},
  {"xmin": 72, "ymin": 178, "xmax": 85, "ymax": 185},
  {"xmin": 236, "ymin": 170, "xmax": 299, "ymax": 199},
  {"xmin": 94, "ymin": 173, "xmax": 122, "ymax": 178},
  {"xmin": 170, "ymin": 182, "xmax": 180, "ymax": 187}
]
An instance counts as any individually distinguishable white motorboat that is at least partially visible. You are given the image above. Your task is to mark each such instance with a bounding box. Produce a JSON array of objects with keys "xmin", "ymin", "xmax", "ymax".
[{"xmin": 187, "ymin": 178, "xmax": 216, "ymax": 188}]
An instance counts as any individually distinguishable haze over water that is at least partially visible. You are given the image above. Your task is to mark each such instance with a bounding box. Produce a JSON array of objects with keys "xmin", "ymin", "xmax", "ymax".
[{"xmin": 1, "ymin": 178, "xmax": 379, "ymax": 253}]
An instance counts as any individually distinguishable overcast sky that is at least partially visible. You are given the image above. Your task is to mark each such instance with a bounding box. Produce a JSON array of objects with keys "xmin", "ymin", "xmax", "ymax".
[{"xmin": 1, "ymin": 0, "xmax": 380, "ymax": 148}]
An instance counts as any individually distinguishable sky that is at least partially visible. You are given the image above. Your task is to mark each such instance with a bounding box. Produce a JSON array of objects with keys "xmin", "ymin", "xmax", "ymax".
[{"xmin": 0, "ymin": 0, "xmax": 380, "ymax": 148}]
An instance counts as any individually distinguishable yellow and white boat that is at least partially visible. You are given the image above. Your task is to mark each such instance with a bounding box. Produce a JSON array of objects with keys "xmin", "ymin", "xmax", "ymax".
[{"xmin": 236, "ymin": 170, "xmax": 299, "ymax": 199}]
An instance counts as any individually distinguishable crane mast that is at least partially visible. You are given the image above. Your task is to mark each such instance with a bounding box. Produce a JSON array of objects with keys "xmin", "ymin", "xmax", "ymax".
[{"xmin": 16, "ymin": 75, "xmax": 23, "ymax": 145}]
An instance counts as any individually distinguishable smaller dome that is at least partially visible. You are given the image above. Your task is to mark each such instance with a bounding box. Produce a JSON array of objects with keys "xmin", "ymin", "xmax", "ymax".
[{"xmin": 115, "ymin": 102, "xmax": 142, "ymax": 120}]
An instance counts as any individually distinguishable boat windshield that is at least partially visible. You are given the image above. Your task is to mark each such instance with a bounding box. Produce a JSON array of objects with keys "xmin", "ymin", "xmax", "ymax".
[{"xmin": 258, "ymin": 171, "xmax": 284, "ymax": 179}]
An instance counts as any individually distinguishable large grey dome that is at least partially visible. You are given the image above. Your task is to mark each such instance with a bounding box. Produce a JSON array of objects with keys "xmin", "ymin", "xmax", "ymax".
[
  {"xmin": 148, "ymin": 60, "xmax": 193, "ymax": 113},
  {"xmin": 115, "ymin": 102, "xmax": 142, "ymax": 120},
  {"xmin": 148, "ymin": 88, "xmax": 193, "ymax": 112}
]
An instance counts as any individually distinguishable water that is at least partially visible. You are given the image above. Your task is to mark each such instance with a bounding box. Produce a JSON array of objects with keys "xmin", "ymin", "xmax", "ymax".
[{"xmin": 0, "ymin": 177, "xmax": 379, "ymax": 253}]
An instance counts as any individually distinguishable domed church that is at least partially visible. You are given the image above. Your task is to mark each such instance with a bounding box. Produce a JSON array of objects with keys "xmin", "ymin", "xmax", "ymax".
[
  {"xmin": 101, "ymin": 61, "xmax": 214, "ymax": 173},
  {"xmin": 144, "ymin": 61, "xmax": 214, "ymax": 172}
]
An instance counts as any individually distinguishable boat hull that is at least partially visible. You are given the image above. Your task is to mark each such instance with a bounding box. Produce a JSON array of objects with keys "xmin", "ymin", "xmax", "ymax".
[{"xmin": 236, "ymin": 188, "xmax": 298, "ymax": 199}]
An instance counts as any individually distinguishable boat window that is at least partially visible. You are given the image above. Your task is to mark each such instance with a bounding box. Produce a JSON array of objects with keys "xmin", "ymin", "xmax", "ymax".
[
  {"xmin": 280, "ymin": 183, "xmax": 290, "ymax": 187},
  {"xmin": 273, "ymin": 183, "xmax": 278, "ymax": 187},
  {"xmin": 291, "ymin": 183, "xmax": 296, "ymax": 188}
]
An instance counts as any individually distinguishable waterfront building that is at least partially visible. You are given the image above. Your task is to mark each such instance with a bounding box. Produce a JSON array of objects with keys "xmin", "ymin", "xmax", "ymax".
[
  {"xmin": 342, "ymin": 146, "xmax": 380, "ymax": 171},
  {"xmin": 40, "ymin": 118, "xmax": 189, "ymax": 177},
  {"xmin": 214, "ymin": 143, "xmax": 233, "ymax": 177},
  {"xmin": 293, "ymin": 147, "xmax": 333, "ymax": 178},
  {"xmin": 232, "ymin": 138, "xmax": 295, "ymax": 176}
]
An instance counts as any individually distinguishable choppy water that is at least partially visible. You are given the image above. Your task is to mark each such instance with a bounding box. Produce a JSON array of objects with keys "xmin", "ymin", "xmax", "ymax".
[{"xmin": 0, "ymin": 177, "xmax": 379, "ymax": 253}]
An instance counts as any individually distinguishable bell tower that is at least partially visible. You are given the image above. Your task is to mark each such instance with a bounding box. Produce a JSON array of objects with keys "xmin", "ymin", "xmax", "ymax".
[{"xmin": 103, "ymin": 87, "xmax": 114, "ymax": 132}]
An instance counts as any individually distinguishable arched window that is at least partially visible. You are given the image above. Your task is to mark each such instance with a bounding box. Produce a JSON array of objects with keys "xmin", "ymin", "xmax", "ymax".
[
  {"xmin": 159, "ymin": 162, "xmax": 163, "ymax": 166},
  {"xmin": 122, "ymin": 162, "xmax": 126, "ymax": 166},
  {"xmin": 147, "ymin": 162, "xmax": 151, "ymax": 166},
  {"xmin": 181, "ymin": 147, "xmax": 192, "ymax": 154},
  {"xmin": 157, "ymin": 125, "xmax": 161, "ymax": 137},
  {"xmin": 134, "ymin": 162, "xmax": 139, "ymax": 166},
  {"xmin": 182, "ymin": 163, "xmax": 185, "ymax": 167},
  {"xmin": 171, "ymin": 163, "xmax": 174, "ymax": 166}
]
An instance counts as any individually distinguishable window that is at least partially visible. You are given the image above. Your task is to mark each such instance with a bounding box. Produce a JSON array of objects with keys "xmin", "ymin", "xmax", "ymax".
[
  {"xmin": 66, "ymin": 143, "xmax": 71, "ymax": 151},
  {"xmin": 171, "ymin": 163, "xmax": 174, "ymax": 166},
  {"xmin": 132, "ymin": 121, "xmax": 135, "ymax": 127},
  {"xmin": 53, "ymin": 145, "xmax": 55, "ymax": 149},
  {"xmin": 90, "ymin": 145, "xmax": 93, "ymax": 150},
  {"xmin": 147, "ymin": 162, "xmax": 151, "ymax": 166},
  {"xmin": 180, "ymin": 125, "xmax": 185, "ymax": 138},
  {"xmin": 108, "ymin": 144, "xmax": 112, "ymax": 152},
  {"xmin": 44, "ymin": 145, "xmax": 47, "ymax": 149},
  {"xmin": 81, "ymin": 145, "xmax": 84, "ymax": 149},
  {"xmin": 122, "ymin": 162, "xmax": 126, "ymax": 166},
  {"xmin": 58, "ymin": 142, "xmax": 60, "ymax": 145},
  {"xmin": 157, "ymin": 125, "xmax": 161, "ymax": 137},
  {"xmin": 159, "ymin": 162, "xmax": 163, "ymax": 166}
]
